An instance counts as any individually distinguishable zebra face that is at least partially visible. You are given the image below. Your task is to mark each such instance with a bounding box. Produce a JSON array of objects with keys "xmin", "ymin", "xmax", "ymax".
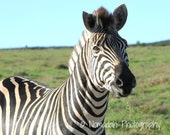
[
  {"xmin": 87, "ymin": 33, "xmax": 136, "ymax": 98},
  {"xmin": 83, "ymin": 4, "xmax": 136, "ymax": 98}
]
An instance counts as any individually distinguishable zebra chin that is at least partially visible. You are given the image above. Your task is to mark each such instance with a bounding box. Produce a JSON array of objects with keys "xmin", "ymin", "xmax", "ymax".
[{"xmin": 109, "ymin": 84, "xmax": 134, "ymax": 98}]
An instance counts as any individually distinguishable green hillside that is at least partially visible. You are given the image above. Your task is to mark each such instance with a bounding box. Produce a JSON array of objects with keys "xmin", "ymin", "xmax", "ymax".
[{"xmin": 0, "ymin": 43, "xmax": 170, "ymax": 135}]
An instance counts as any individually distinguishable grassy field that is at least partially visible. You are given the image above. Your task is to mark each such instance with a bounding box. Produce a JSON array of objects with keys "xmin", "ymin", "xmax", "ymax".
[{"xmin": 0, "ymin": 44, "xmax": 170, "ymax": 135}]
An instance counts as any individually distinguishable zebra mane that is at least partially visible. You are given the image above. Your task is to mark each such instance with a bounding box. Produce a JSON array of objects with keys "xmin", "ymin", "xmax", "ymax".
[
  {"xmin": 95, "ymin": 7, "xmax": 114, "ymax": 28},
  {"xmin": 68, "ymin": 31, "xmax": 90, "ymax": 75}
]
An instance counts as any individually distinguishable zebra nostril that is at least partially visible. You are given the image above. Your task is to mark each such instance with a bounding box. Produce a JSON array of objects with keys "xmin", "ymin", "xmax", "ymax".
[{"xmin": 116, "ymin": 79, "xmax": 123, "ymax": 87}]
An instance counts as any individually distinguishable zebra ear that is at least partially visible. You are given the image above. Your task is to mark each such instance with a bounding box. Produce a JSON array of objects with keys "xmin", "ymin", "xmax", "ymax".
[
  {"xmin": 113, "ymin": 4, "xmax": 128, "ymax": 31},
  {"xmin": 83, "ymin": 11, "xmax": 97, "ymax": 32}
]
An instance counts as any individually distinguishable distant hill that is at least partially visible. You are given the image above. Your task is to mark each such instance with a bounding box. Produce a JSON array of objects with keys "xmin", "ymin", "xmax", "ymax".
[
  {"xmin": 131, "ymin": 39, "xmax": 170, "ymax": 46},
  {"xmin": 1, "ymin": 40, "xmax": 170, "ymax": 50},
  {"xmin": 20, "ymin": 39, "xmax": 170, "ymax": 48}
]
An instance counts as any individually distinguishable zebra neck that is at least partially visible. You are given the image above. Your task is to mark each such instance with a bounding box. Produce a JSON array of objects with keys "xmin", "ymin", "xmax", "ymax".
[
  {"xmin": 68, "ymin": 31, "xmax": 90, "ymax": 75},
  {"xmin": 66, "ymin": 52, "xmax": 110, "ymax": 125}
]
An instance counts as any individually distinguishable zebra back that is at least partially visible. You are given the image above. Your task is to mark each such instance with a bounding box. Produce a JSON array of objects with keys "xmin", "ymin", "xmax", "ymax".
[{"xmin": 0, "ymin": 76, "xmax": 55, "ymax": 134}]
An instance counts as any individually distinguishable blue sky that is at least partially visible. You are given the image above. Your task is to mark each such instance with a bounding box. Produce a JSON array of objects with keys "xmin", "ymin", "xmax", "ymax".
[{"xmin": 0, "ymin": 0, "xmax": 170, "ymax": 49}]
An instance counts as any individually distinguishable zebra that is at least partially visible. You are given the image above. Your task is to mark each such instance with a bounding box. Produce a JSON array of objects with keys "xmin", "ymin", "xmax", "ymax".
[{"xmin": 0, "ymin": 4, "xmax": 136, "ymax": 135}]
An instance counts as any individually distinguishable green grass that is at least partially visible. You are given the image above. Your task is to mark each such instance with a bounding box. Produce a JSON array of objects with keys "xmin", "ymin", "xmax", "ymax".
[
  {"xmin": 0, "ymin": 48, "xmax": 70, "ymax": 87},
  {"xmin": 0, "ymin": 45, "xmax": 170, "ymax": 135}
]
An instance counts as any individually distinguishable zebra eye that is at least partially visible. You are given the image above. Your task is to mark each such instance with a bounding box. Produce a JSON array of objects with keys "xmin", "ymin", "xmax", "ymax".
[{"xmin": 92, "ymin": 46, "xmax": 100, "ymax": 54}]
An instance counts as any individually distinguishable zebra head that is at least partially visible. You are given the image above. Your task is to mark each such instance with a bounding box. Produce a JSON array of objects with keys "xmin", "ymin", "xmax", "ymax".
[{"xmin": 83, "ymin": 4, "xmax": 136, "ymax": 98}]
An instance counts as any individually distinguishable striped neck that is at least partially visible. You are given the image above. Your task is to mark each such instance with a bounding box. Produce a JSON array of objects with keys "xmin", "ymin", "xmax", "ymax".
[
  {"xmin": 67, "ymin": 42, "xmax": 109, "ymax": 130},
  {"xmin": 68, "ymin": 31, "xmax": 90, "ymax": 75}
]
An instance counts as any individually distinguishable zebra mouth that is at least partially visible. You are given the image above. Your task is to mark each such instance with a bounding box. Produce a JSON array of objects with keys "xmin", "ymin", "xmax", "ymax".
[
  {"xmin": 118, "ymin": 92, "xmax": 130, "ymax": 97},
  {"xmin": 112, "ymin": 91, "xmax": 131, "ymax": 98},
  {"xmin": 111, "ymin": 85, "xmax": 132, "ymax": 98}
]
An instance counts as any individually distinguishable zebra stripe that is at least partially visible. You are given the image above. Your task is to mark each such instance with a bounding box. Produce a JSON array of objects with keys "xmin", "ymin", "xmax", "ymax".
[
  {"xmin": 0, "ymin": 4, "xmax": 136, "ymax": 135},
  {"xmin": 69, "ymin": 30, "xmax": 90, "ymax": 74}
]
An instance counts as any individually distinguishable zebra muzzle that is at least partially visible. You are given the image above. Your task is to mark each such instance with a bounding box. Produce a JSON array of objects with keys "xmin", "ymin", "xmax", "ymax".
[{"xmin": 114, "ymin": 62, "xmax": 136, "ymax": 97}]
